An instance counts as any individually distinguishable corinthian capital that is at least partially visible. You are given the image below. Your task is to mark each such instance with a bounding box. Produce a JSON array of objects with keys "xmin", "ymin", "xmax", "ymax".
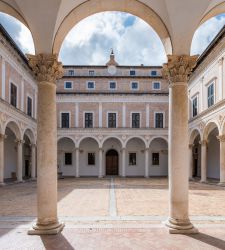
[
  {"xmin": 163, "ymin": 55, "xmax": 198, "ymax": 83},
  {"xmin": 27, "ymin": 54, "xmax": 64, "ymax": 82}
]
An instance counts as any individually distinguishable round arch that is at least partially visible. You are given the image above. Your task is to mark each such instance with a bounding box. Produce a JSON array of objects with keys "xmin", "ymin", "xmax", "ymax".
[
  {"xmin": 23, "ymin": 128, "xmax": 36, "ymax": 144},
  {"xmin": 203, "ymin": 121, "xmax": 220, "ymax": 140},
  {"xmin": 189, "ymin": 128, "xmax": 202, "ymax": 144},
  {"xmin": 3, "ymin": 120, "xmax": 22, "ymax": 139},
  {"xmin": 57, "ymin": 136, "xmax": 76, "ymax": 147},
  {"xmin": 78, "ymin": 136, "xmax": 100, "ymax": 148},
  {"xmin": 125, "ymin": 136, "xmax": 147, "ymax": 148},
  {"xmin": 53, "ymin": 0, "xmax": 172, "ymax": 55},
  {"xmin": 149, "ymin": 136, "xmax": 168, "ymax": 147},
  {"xmin": 101, "ymin": 136, "xmax": 124, "ymax": 148}
]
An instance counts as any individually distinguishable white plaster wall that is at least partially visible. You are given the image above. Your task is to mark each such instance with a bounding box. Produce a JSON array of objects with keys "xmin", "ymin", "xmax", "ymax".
[
  {"xmin": 4, "ymin": 129, "xmax": 17, "ymax": 179},
  {"xmin": 125, "ymin": 139, "xmax": 145, "ymax": 176},
  {"xmin": 102, "ymin": 139, "xmax": 122, "ymax": 176},
  {"xmin": 58, "ymin": 138, "xmax": 76, "ymax": 176},
  {"xmin": 149, "ymin": 138, "xmax": 168, "ymax": 176},
  {"xmin": 79, "ymin": 139, "xmax": 99, "ymax": 176},
  {"xmin": 207, "ymin": 129, "xmax": 220, "ymax": 179}
]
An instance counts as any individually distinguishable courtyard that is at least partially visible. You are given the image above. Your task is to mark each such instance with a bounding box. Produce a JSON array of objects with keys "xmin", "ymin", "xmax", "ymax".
[{"xmin": 0, "ymin": 178, "xmax": 225, "ymax": 249}]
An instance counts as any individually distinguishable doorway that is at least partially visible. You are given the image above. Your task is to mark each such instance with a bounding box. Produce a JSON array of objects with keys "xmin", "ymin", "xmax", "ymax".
[{"xmin": 106, "ymin": 149, "xmax": 119, "ymax": 175}]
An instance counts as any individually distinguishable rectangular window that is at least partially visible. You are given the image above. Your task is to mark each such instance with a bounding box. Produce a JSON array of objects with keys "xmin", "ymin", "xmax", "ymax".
[
  {"xmin": 61, "ymin": 113, "xmax": 70, "ymax": 128},
  {"xmin": 129, "ymin": 153, "xmax": 137, "ymax": 165},
  {"xmin": 207, "ymin": 83, "xmax": 214, "ymax": 108},
  {"xmin": 10, "ymin": 83, "xmax": 17, "ymax": 108},
  {"xmin": 192, "ymin": 97, "xmax": 198, "ymax": 117},
  {"xmin": 108, "ymin": 113, "xmax": 117, "ymax": 128},
  {"xmin": 27, "ymin": 96, "xmax": 32, "ymax": 117},
  {"xmin": 109, "ymin": 81, "xmax": 116, "ymax": 89},
  {"xmin": 155, "ymin": 113, "xmax": 164, "ymax": 128},
  {"xmin": 151, "ymin": 70, "xmax": 157, "ymax": 76},
  {"xmin": 89, "ymin": 70, "xmax": 95, "ymax": 76},
  {"xmin": 85, "ymin": 113, "xmax": 93, "ymax": 128},
  {"xmin": 87, "ymin": 81, "xmax": 95, "ymax": 89},
  {"xmin": 153, "ymin": 82, "xmax": 160, "ymax": 90},
  {"xmin": 68, "ymin": 70, "xmax": 74, "ymax": 76},
  {"xmin": 88, "ymin": 153, "xmax": 95, "ymax": 165},
  {"xmin": 131, "ymin": 82, "xmax": 138, "ymax": 90},
  {"xmin": 65, "ymin": 153, "xmax": 72, "ymax": 165},
  {"xmin": 130, "ymin": 70, "xmax": 136, "ymax": 76},
  {"xmin": 132, "ymin": 113, "xmax": 140, "ymax": 128},
  {"xmin": 152, "ymin": 153, "xmax": 159, "ymax": 165},
  {"xmin": 64, "ymin": 81, "xmax": 73, "ymax": 89}
]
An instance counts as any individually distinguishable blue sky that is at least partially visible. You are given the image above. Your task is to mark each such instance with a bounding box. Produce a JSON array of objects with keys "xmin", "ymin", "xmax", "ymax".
[{"xmin": 0, "ymin": 11, "xmax": 224, "ymax": 65}]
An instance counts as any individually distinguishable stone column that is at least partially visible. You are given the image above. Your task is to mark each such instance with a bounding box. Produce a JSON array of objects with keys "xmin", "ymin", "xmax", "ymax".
[
  {"xmin": 189, "ymin": 144, "xmax": 194, "ymax": 180},
  {"xmin": 99, "ymin": 148, "xmax": 103, "ymax": 178},
  {"xmin": 16, "ymin": 139, "xmax": 24, "ymax": 182},
  {"xmin": 200, "ymin": 140, "xmax": 207, "ymax": 183},
  {"xmin": 163, "ymin": 55, "xmax": 198, "ymax": 234},
  {"xmin": 145, "ymin": 147, "xmax": 149, "ymax": 178},
  {"xmin": 31, "ymin": 144, "xmax": 36, "ymax": 179},
  {"xmin": 217, "ymin": 135, "xmax": 225, "ymax": 184},
  {"xmin": 27, "ymin": 54, "xmax": 64, "ymax": 235},
  {"xmin": 0, "ymin": 134, "xmax": 7, "ymax": 185},
  {"xmin": 75, "ymin": 148, "xmax": 80, "ymax": 178},
  {"xmin": 121, "ymin": 148, "xmax": 126, "ymax": 177}
]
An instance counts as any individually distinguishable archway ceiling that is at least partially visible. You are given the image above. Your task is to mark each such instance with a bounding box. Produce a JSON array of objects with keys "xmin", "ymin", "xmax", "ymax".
[{"xmin": 2, "ymin": 0, "xmax": 225, "ymax": 54}]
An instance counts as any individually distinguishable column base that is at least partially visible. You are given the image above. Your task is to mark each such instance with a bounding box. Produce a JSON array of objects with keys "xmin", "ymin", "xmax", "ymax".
[
  {"xmin": 164, "ymin": 218, "xmax": 198, "ymax": 234},
  {"xmin": 218, "ymin": 182, "xmax": 225, "ymax": 186},
  {"xmin": 28, "ymin": 221, "xmax": 65, "ymax": 235},
  {"xmin": 75, "ymin": 176, "xmax": 80, "ymax": 178},
  {"xmin": 200, "ymin": 179, "xmax": 207, "ymax": 183},
  {"xmin": 0, "ymin": 182, "xmax": 5, "ymax": 187},
  {"xmin": 145, "ymin": 176, "xmax": 149, "ymax": 178}
]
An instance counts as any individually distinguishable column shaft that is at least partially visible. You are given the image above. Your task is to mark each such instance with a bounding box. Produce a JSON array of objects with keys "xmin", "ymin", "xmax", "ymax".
[
  {"xmin": 189, "ymin": 145, "xmax": 193, "ymax": 179},
  {"xmin": 218, "ymin": 135, "xmax": 225, "ymax": 184},
  {"xmin": 75, "ymin": 148, "xmax": 80, "ymax": 178},
  {"xmin": 0, "ymin": 135, "xmax": 5, "ymax": 184},
  {"xmin": 122, "ymin": 148, "xmax": 126, "ymax": 177},
  {"xmin": 31, "ymin": 145, "xmax": 36, "ymax": 179},
  {"xmin": 145, "ymin": 148, "xmax": 149, "ymax": 178},
  {"xmin": 99, "ymin": 149, "xmax": 103, "ymax": 178},
  {"xmin": 200, "ymin": 142, "xmax": 207, "ymax": 182},
  {"xmin": 16, "ymin": 140, "xmax": 23, "ymax": 182}
]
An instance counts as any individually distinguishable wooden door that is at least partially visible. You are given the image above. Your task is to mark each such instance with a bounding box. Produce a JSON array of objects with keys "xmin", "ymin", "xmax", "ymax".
[{"xmin": 106, "ymin": 150, "xmax": 118, "ymax": 175}]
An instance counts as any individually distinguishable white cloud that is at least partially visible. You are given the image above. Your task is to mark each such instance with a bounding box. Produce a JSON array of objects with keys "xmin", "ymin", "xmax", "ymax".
[{"xmin": 191, "ymin": 15, "xmax": 225, "ymax": 55}]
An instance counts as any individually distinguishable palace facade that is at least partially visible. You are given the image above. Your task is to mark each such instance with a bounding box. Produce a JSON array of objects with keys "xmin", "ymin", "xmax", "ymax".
[{"xmin": 0, "ymin": 23, "xmax": 224, "ymax": 183}]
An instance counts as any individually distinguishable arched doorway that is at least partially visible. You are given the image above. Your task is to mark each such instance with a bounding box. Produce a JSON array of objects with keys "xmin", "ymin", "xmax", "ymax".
[{"xmin": 106, "ymin": 149, "xmax": 119, "ymax": 176}]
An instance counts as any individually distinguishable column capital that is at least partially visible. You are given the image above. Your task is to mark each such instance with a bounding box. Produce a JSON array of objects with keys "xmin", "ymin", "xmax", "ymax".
[
  {"xmin": 15, "ymin": 139, "xmax": 25, "ymax": 145},
  {"xmin": 30, "ymin": 143, "xmax": 36, "ymax": 148},
  {"xmin": 162, "ymin": 55, "xmax": 198, "ymax": 83},
  {"xmin": 0, "ymin": 134, "xmax": 7, "ymax": 141},
  {"xmin": 199, "ymin": 140, "xmax": 208, "ymax": 146},
  {"xmin": 27, "ymin": 53, "xmax": 64, "ymax": 82},
  {"xmin": 217, "ymin": 135, "xmax": 225, "ymax": 142},
  {"xmin": 99, "ymin": 148, "xmax": 103, "ymax": 151},
  {"xmin": 188, "ymin": 144, "xmax": 194, "ymax": 149},
  {"xmin": 218, "ymin": 57, "xmax": 224, "ymax": 65}
]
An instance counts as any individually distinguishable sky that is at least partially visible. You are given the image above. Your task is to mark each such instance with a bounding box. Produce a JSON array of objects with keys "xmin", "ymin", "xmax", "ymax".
[{"xmin": 0, "ymin": 11, "xmax": 224, "ymax": 66}]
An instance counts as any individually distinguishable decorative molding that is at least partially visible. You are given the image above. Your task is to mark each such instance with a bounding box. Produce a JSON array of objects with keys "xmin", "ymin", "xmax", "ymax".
[
  {"xmin": 163, "ymin": 55, "xmax": 198, "ymax": 83},
  {"xmin": 217, "ymin": 135, "xmax": 225, "ymax": 142},
  {"xmin": 27, "ymin": 54, "xmax": 64, "ymax": 82},
  {"xmin": 0, "ymin": 134, "xmax": 7, "ymax": 141},
  {"xmin": 199, "ymin": 140, "xmax": 208, "ymax": 146}
]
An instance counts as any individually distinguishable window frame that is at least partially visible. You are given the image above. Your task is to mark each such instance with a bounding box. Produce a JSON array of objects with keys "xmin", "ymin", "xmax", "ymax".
[
  {"xmin": 88, "ymin": 152, "xmax": 96, "ymax": 166},
  {"xmin": 192, "ymin": 95, "xmax": 198, "ymax": 117},
  {"xmin": 84, "ymin": 112, "xmax": 94, "ymax": 128},
  {"xmin": 130, "ymin": 81, "xmax": 139, "ymax": 90},
  {"xmin": 131, "ymin": 112, "xmax": 141, "ymax": 128},
  {"xmin": 107, "ymin": 112, "xmax": 118, "ymax": 128},
  {"xmin": 10, "ymin": 82, "xmax": 18, "ymax": 108},
  {"xmin": 68, "ymin": 70, "xmax": 75, "ymax": 76},
  {"xmin": 64, "ymin": 152, "xmax": 73, "ymax": 165},
  {"xmin": 86, "ymin": 81, "xmax": 95, "ymax": 90},
  {"xmin": 151, "ymin": 70, "xmax": 157, "ymax": 76},
  {"xmin": 152, "ymin": 152, "xmax": 160, "ymax": 165},
  {"xmin": 64, "ymin": 81, "xmax": 73, "ymax": 90},
  {"xmin": 154, "ymin": 112, "xmax": 165, "ymax": 128},
  {"xmin": 130, "ymin": 70, "xmax": 136, "ymax": 76},
  {"xmin": 152, "ymin": 81, "xmax": 161, "ymax": 90},
  {"xmin": 109, "ymin": 81, "xmax": 117, "ymax": 90},
  {"xmin": 129, "ymin": 152, "xmax": 137, "ymax": 166},
  {"xmin": 207, "ymin": 82, "xmax": 215, "ymax": 108},
  {"xmin": 89, "ymin": 70, "xmax": 95, "ymax": 76},
  {"xmin": 26, "ymin": 94, "xmax": 33, "ymax": 117},
  {"xmin": 60, "ymin": 111, "xmax": 70, "ymax": 128}
]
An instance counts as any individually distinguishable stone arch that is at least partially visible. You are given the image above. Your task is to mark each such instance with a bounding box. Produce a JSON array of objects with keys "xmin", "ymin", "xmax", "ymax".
[
  {"xmin": 3, "ymin": 120, "xmax": 22, "ymax": 140},
  {"xmin": 57, "ymin": 136, "xmax": 76, "ymax": 147},
  {"xmin": 101, "ymin": 136, "xmax": 124, "ymax": 148},
  {"xmin": 78, "ymin": 136, "xmax": 100, "ymax": 148},
  {"xmin": 23, "ymin": 128, "xmax": 36, "ymax": 144},
  {"xmin": 125, "ymin": 136, "xmax": 148, "ymax": 148},
  {"xmin": 189, "ymin": 128, "xmax": 202, "ymax": 144},
  {"xmin": 53, "ymin": 0, "xmax": 172, "ymax": 55},
  {"xmin": 203, "ymin": 121, "xmax": 220, "ymax": 140},
  {"xmin": 149, "ymin": 136, "xmax": 168, "ymax": 146}
]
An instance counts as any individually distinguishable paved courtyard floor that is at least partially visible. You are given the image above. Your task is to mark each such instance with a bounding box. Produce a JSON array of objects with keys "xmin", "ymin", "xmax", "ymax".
[{"xmin": 0, "ymin": 178, "xmax": 225, "ymax": 249}]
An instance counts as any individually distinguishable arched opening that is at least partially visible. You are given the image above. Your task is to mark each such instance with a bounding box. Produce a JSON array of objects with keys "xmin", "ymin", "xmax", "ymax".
[
  {"xmin": 192, "ymin": 134, "xmax": 201, "ymax": 178},
  {"xmin": 106, "ymin": 149, "xmax": 119, "ymax": 176},
  {"xmin": 22, "ymin": 134, "xmax": 31, "ymax": 179},
  {"xmin": 79, "ymin": 137, "xmax": 99, "ymax": 177},
  {"xmin": 149, "ymin": 137, "xmax": 168, "ymax": 177},
  {"xmin": 57, "ymin": 137, "xmax": 76, "ymax": 177},
  {"xmin": 125, "ymin": 137, "xmax": 146, "ymax": 176}
]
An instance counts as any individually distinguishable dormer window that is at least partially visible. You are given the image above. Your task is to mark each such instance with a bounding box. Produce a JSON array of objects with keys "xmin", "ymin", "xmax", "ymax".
[
  {"xmin": 89, "ymin": 70, "xmax": 95, "ymax": 76},
  {"xmin": 130, "ymin": 70, "xmax": 136, "ymax": 76},
  {"xmin": 151, "ymin": 70, "xmax": 157, "ymax": 76},
  {"xmin": 68, "ymin": 70, "xmax": 74, "ymax": 76}
]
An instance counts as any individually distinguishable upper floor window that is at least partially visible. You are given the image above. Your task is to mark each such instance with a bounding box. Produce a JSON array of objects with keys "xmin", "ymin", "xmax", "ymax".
[
  {"xmin": 130, "ymin": 70, "xmax": 136, "ymax": 76},
  {"xmin": 153, "ymin": 82, "xmax": 161, "ymax": 90},
  {"xmin": 64, "ymin": 81, "xmax": 73, "ymax": 89},
  {"xmin": 87, "ymin": 81, "xmax": 95, "ymax": 89},
  {"xmin": 85, "ymin": 113, "xmax": 93, "ymax": 128},
  {"xmin": 65, "ymin": 153, "xmax": 72, "ymax": 165},
  {"xmin": 129, "ymin": 153, "xmax": 137, "ymax": 165},
  {"xmin": 132, "ymin": 113, "xmax": 140, "ymax": 128},
  {"xmin": 207, "ymin": 83, "xmax": 214, "ymax": 108},
  {"xmin": 151, "ymin": 70, "xmax": 157, "ymax": 76},
  {"xmin": 88, "ymin": 153, "xmax": 95, "ymax": 165},
  {"xmin": 61, "ymin": 112, "xmax": 70, "ymax": 128},
  {"xmin": 10, "ymin": 83, "xmax": 17, "ymax": 108},
  {"xmin": 89, "ymin": 70, "xmax": 95, "ymax": 76},
  {"xmin": 68, "ymin": 70, "xmax": 74, "ymax": 76},
  {"xmin": 108, "ymin": 113, "xmax": 117, "ymax": 128},
  {"xmin": 131, "ymin": 82, "xmax": 138, "ymax": 90},
  {"xmin": 155, "ymin": 113, "xmax": 164, "ymax": 128},
  {"xmin": 192, "ymin": 97, "xmax": 198, "ymax": 117},
  {"xmin": 27, "ymin": 96, "xmax": 32, "ymax": 117},
  {"xmin": 109, "ymin": 81, "xmax": 116, "ymax": 90}
]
